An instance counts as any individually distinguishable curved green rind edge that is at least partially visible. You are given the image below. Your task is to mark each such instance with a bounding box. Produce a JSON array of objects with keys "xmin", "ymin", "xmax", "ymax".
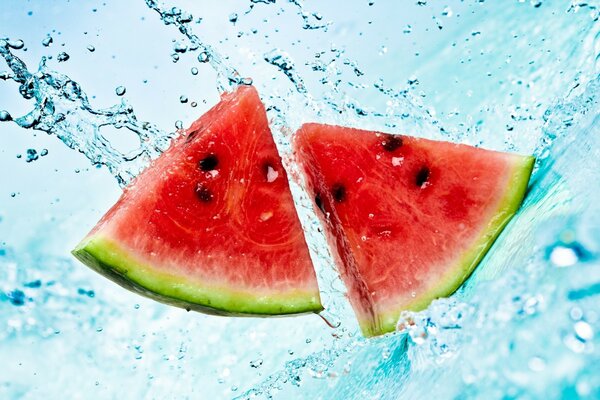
[
  {"xmin": 72, "ymin": 235, "xmax": 323, "ymax": 317},
  {"xmin": 360, "ymin": 154, "xmax": 536, "ymax": 337}
]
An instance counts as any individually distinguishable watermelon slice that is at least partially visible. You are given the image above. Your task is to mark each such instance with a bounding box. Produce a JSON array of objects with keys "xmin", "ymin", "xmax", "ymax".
[
  {"xmin": 73, "ymin": 86, "xmax": 322, "ymax": 316},
  {"xmin": 293, "ymin": 124, "xmax": 534, "ymax": 336}
]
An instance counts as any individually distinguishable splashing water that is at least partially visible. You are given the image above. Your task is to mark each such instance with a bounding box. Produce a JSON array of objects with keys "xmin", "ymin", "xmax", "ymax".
[
  {"xmin": 1, "ymin": 0, "xmax": 600, "ymax": 398},
  {"xmin": 0, "ymin": 40, "xmax": 170, "ymax": 186}
]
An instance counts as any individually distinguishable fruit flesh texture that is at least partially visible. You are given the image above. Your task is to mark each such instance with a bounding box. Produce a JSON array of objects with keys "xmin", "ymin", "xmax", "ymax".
[
  {"xmin": 294, "ymin": 123, "xmax": 534, "ymax": 336},
  {"xmin": 73, "ymin": 86, "xmax": 322, "ymax": 316}
]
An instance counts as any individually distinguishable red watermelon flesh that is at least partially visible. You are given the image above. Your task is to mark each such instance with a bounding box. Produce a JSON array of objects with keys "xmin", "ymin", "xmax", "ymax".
[
  {"xmin": 293, "ymin": 123, "xmax": 534, "ymax": 336},
  {"xmin": 73, "ymin": 86, "xmax": 322, "ymax": 316}
]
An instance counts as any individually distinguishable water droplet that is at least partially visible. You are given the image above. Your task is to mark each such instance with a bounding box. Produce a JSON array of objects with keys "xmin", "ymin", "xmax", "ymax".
[
  {"xmin": 528, "ymin": 356, "xmax": 546, "ymax": 371},
  {"xmin": 190, "ymin": 102, "xmax": 197, "ymax": 108},
  {"xmin": 25, "ymin": 148, "xmax": 39, "ymax": 163},
  {"xmin": 173, "ymin": 41, "xmax": 188, "ymax": 53},
  {"xmin": 40, "ymin": 149, "xmax": 48, "ymax": 157},
  {"xmin": 197, "ymin": 52, "xmax": 209, "ymax": 63},
  {"xmin": 305, "ymin": 338, "xmax": 312, "ymax": 344},
  {"xmin": 175, "ymin": 120, "xmax": 183, "ymax": 130},
  {"xmin": 570, "ymin": 307, "xmax": 583, "ymax": 321},
  {"xmin": 249, "ymin": 358, "xmax": 263, "ymax": 368},
  {"xmin": 0, "ymin": 110, "xmax": 12, "ymax": 121},
  {"xmin": 7, "ymin": 39, "xmax": 25, "ymax": 50},
  {"xmin": 134, "ymin": 304, "xmax": 140, "ymax": 310},
  {"xmin": 231, "ymin": 386, "xmax": 238, "ymax": 392},
  {"xmin": 229, "ymin": 13, "xmax": 238, "ymax": 24},
  {"xmin": 179, "ymin": 95, "xmax": 188, "ymax": 104},
  {"xmin": 549, "ymin": 244, "xmax": 580, "ymax": 267},
  {"xmin": 441, "ymin": 6, "xmax": 453, "ymax": 17},
  {"xmin": 190, "ymin": 67, "xmax": 199, "ymax": 75},
  {"xmin": 115, "ymin": 86, "xmax": 126, "ymax": 96},
  {"xmin": 10, "ymin": 192, "xmax": 16, "ymax": 198},
  {"xmin": 57, "ymin": 52, "xmax": 70, "ymax": 62},
  {"xmin": 574, "ymin": 321, "xmax": 593, "ymax": 341},
  {"xmin": 403, "ymin": 25, "xmax": 412, "ymax": 34},
  {"xmin": 87, "ymin": 45, "xmax": 95, "ymax": 52}
]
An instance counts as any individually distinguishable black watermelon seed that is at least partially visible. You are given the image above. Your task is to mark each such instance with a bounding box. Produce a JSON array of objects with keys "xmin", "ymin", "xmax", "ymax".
[
  {"xmin": 332, "ymin": 184, "xmax": 346, "ymax": 203},
  {"xmin": 199, "ymin": 154, "xmax": 218, "ymax": 171},
  {"xmin": 262, "ymin": 161, "xmax": 276, "ymax": 180},
  {"xmin": 195, "ymin": 183, "xmax": 213, "ymax": 202},
  {"xmin": 315, "ymin": 194, "xmax": 326, "ymax": 214},
  {"xmin": 186, "ymin": 129, "xmax": 199, "ymax": 143},
  {"xmin": 415, "ymin": 167, "xmax": 430, "ymax": 187},
  {"xmin": 382, "ymin": 135, "xmax": 403, "ymax": 152}
]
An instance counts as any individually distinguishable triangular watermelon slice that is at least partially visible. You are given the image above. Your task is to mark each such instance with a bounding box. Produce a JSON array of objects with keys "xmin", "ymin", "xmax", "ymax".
[
  {"xmin": 73, "ymin": 86, "xmax": 322, "ymax": 316},
  {"xmin": 293, "ymin": 123, "xmax": 533, "ymax": 336}
]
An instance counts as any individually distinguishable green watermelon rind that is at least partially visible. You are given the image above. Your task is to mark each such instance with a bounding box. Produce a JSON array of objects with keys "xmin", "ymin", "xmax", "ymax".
[
  {"xmin": 365, "ymin": 154, "xmax": 535, "ymax": 337},
  {"xmin": 72, "ymin": 235, "xmax": 324, "ymax": 316}
]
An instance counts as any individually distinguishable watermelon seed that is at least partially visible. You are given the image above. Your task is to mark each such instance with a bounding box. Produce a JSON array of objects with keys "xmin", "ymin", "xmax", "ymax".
[
  {"xmin": 332, "ymin": 184, "xmax": 346, "ymax": 202},
  {"xmin": 185, "ymin": 129, "xmax": 199, "ymax": 143},
  {"xmin": 382, "ymin": 135, "xmax": 403, "ymax": 152},
  {"xmin": 415, "ymin": 167, "xmax": 430, "ymax": 187},
  {"xmin": 195, "ymin": 183, "xmax": 214, "ymax": 202},
  {"xmin": 263, "ymin": 162, "xmax": 279, "ymax": 182},
  {"xmin": 314, "ymin": 194, "xmax": 326, "ymax": 214},
  {"xmin": 199, "ymin": 154, "xmax": 219, "ymax": 171}
]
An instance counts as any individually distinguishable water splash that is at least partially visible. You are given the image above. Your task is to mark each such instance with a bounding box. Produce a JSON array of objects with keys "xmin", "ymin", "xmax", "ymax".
[
  {"xmin": 143, "ymin": 0, "xmax": 246, "ymax": 92},
  {"xmin": 0, "ymin": 40, "xmax": 171, "ymax": 186}
]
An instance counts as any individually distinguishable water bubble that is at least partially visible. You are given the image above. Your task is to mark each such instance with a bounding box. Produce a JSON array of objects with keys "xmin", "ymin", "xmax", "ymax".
[
  {"xmin": 179, "ymin": 95, "xmax": 188, "ymax": 103},
  {"xmin": 0, "ymin": 110, "xmax": 12, "ymax": 121},
  {"xmin": 190, "ymin": 102, "xmax": 197, "ymax": 108},
  {"xmin": 115, "ymin": 86, "xmax": 126, "ymax": 96},
  {"xmin": 57, "ymin": 52, "xmax": 70, "ymax": 62},
  {"xmin": 87, "ymin": 45, "xmax": 95, "ymax": 52},
  {"xmin": 229, "ymin": 13, "xmax": 238, "ymax": 24},
  {"xmin": 403, "ymin": 25, "xmax": 413, "ymax": 34},
  {"xmin": 175, "ymin": 120, "xmax": 183, "ymax": 130},
  {"xmin": 190, "ymin": 67, "xmax": 199, "ymax": 75},
  {"xmin": 40, "ymin": 149, "xmax": 48, "ymax": 157},
  {"xmin": 134, "ymin": 304, "xmax": 140, "ymax": 310},
  {"xmin": 442, "ymin": 7, "xmax": 453, "ymax": 17},
  {"xmin": 249, "ymin": 358, "xmax": 263, "ymax": 368}
]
